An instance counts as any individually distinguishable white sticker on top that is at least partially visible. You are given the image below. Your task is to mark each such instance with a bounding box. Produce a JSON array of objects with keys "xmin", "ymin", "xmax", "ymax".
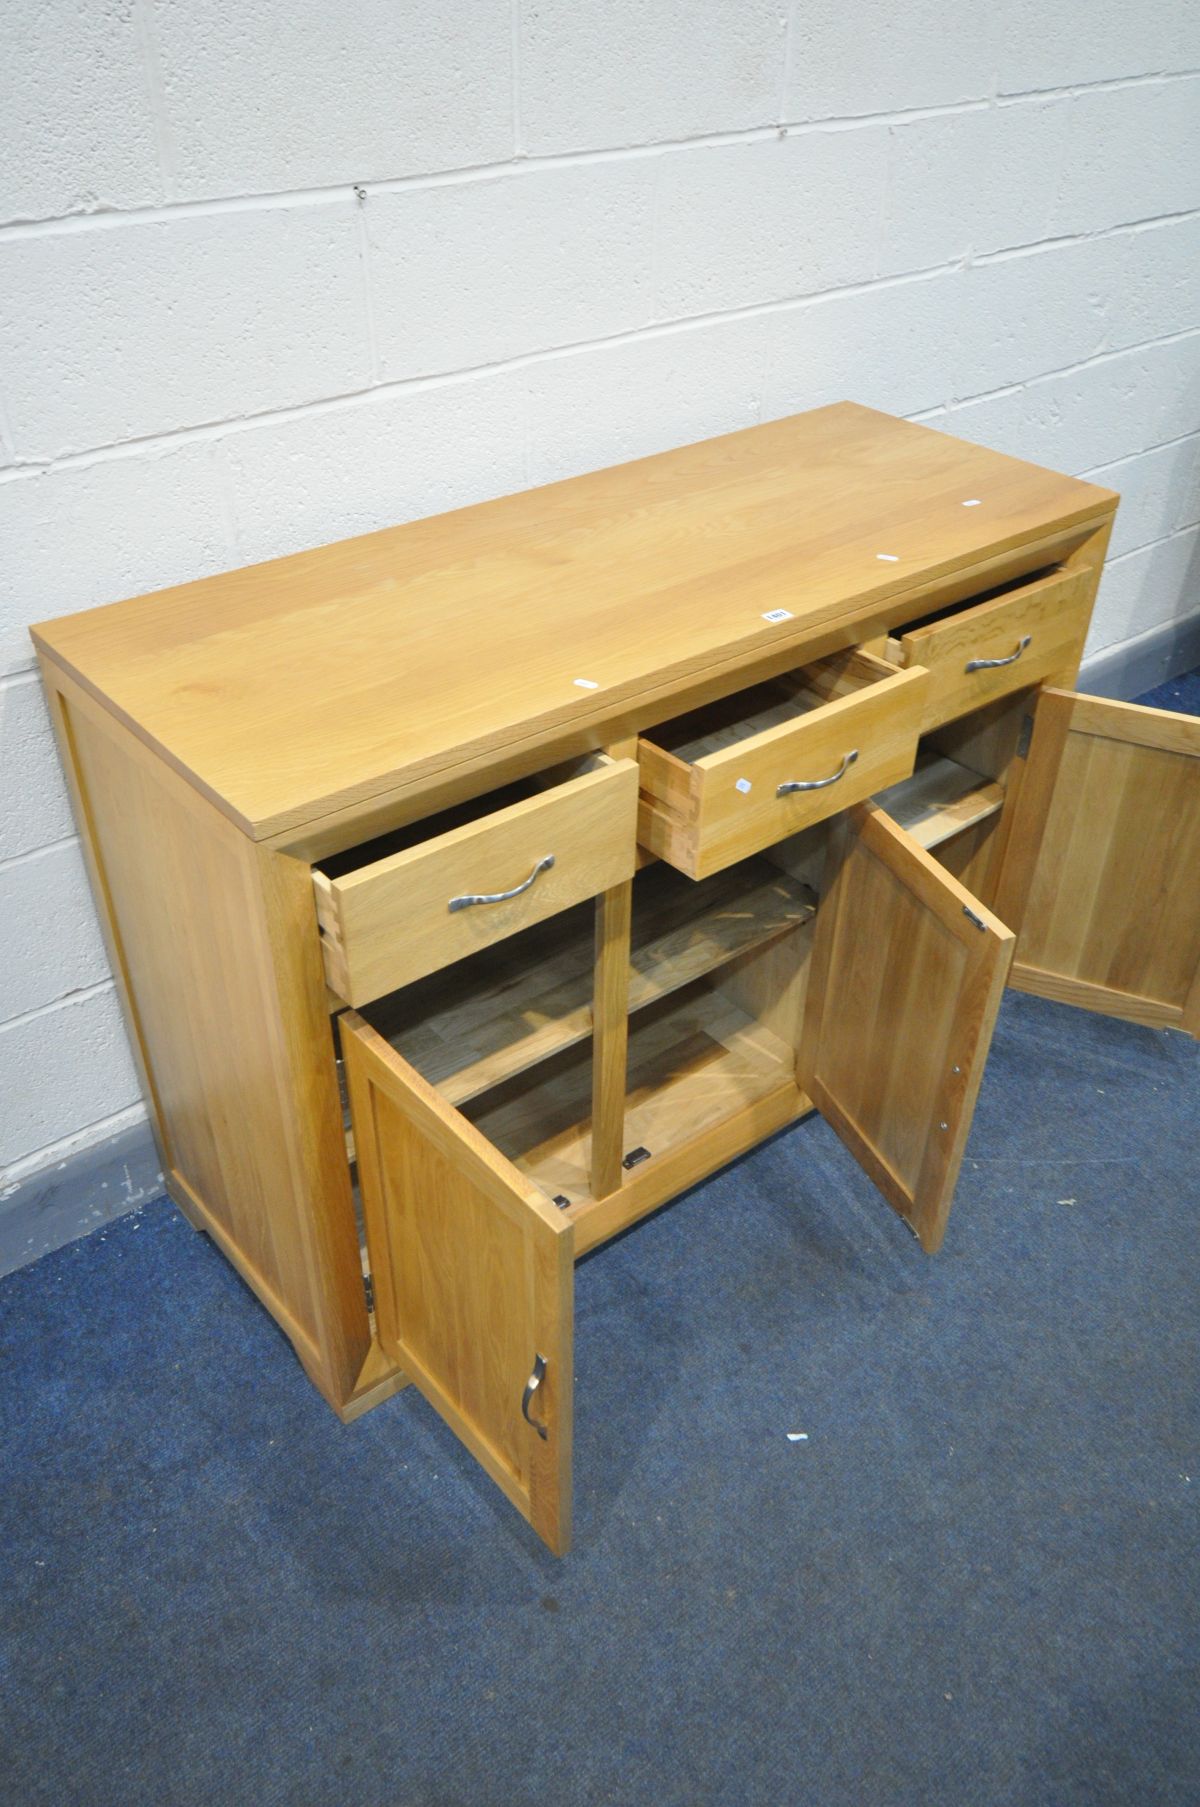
[
  {"xmin": 762, "ymin": 608, "xmax": 793, "ymax": 623},
  {"xmin": 735, "ymin": 778, "xmax": 752, "ymax": 795}
]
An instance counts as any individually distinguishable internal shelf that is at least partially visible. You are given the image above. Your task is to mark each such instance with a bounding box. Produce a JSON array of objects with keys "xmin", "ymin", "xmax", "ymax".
[
  {"xmin": 358, "ymin": 856, "xmax": 813, "ymax": 1108},
  {"xmin": 462, "ymin": 981, "xmax": 802, "ymax": 1209},
  {"xmin": 874, "ymin": 751, "xmax": 1004, "ymax": 850}
]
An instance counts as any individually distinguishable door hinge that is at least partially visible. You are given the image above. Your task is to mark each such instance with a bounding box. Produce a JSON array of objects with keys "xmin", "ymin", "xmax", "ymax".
[{"xmin": 1017, "ymin": 712, "xmax": 1034, "ymax": 759}]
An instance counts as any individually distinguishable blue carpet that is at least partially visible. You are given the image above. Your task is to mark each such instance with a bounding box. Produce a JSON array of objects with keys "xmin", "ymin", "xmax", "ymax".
[
  {"xmin": 1134, "ymin": 668, "xmax": 1200, "ymax": 715},
  {"xmin": 2, "ymin": 679, "xmax": 1198, "ymax": 1807}
]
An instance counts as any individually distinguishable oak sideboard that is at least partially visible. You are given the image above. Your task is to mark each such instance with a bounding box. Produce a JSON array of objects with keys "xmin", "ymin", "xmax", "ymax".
[{"xmin": 33, "ymin": 402, "xmax": 1200, "ymax": 1554}]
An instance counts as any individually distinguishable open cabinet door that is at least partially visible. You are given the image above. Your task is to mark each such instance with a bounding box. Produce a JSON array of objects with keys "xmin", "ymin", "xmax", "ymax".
[
  {"xmin": 342, "ymin": 1012, "xmax": 574, "ymax": 1554},
  {"xmin": 994, "ymin": 691, "xmax": 1200, "ymax": 1035},
  {"xmin": 799, "ymin": 804, "xmax": 1015, "ymax": 1252}
]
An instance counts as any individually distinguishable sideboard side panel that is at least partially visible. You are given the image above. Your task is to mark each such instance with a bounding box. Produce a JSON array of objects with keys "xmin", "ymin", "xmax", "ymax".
[{"xmin": 41, "ymin": 665, "xmax": 372, "ymax": 1409}]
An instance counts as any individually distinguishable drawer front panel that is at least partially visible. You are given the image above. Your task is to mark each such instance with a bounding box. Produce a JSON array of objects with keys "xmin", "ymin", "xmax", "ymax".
[
  {"xmin": 896, "ymin": 564, "xmax": 1091, "ymax": 731},
  {"xmin": 317, "ymin": 759, "xmax": 638, "ymax": 1004},
  {"xmin": 639, "ymin": 659, "xmax": 927, "ymax": 879}
]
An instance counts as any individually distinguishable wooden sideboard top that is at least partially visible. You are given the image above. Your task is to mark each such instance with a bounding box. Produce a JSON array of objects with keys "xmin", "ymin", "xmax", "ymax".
[{"xmin": 33, "ymin": 402, "xmax": 1116, "ymax": 842}]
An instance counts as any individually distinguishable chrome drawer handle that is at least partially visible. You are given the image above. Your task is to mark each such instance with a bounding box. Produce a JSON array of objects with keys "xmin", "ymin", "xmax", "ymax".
[
  {"xmin": 521, "ymin": 1352, "xmax": 548, "ymax": 1440},
  {"xmin": 965, "ymin": 634, "xmax": 1031, "ymax": 673},
  {"xmin": 448, "ymin": 854, "xmax": 554, "ymax": 913},
  {"xmin": 777, "ymin": 749, "xmax": 859, "ymax": 796}
]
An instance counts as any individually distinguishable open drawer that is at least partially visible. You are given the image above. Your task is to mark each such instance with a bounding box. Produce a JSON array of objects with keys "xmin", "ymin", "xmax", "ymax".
[
  {"xmin": 884, "ymin": 561, "xmax": 1092, "ymax": 732},
  {"xmin": 636, "ymin": 649, "xmax": 928, "ymax": 879},
  {"xmin": 313, "ymin": 753, "xmax": 638, "ymax": 1006}
]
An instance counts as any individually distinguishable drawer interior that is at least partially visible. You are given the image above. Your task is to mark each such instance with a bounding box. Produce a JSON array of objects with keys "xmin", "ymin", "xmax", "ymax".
[
  {"xmin": 314, "ymin": 747, "xmax": 638, "ymax": 1005},
  {"xmin": 637, "ymin": 647, "xmax": 927, "ymax": 880},
  {"xmin": 641, "ymin": 650, "xmax": 891, "ymax": 766},
  {"xmin": 316, "ymin": 751, "xmax": 605, "ymax": 879},
  {"xmin": 876, "ymin": 557, "xmax": 1093, "ymax": 735},
  {"xmin": 883, "ymin": 560, "xmax": 1061, "ymax": 649}
]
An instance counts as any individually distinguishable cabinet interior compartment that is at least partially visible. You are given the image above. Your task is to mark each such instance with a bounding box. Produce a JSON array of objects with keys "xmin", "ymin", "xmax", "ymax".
[
  {"xmin": 766, "ymin": 736, "xmax": 1011, "ymax": 891},
  {"xmin": 356, "ymin": 855, "xmax": 811, "ymax": 1107},
  {"xmin": 462, "ymin": 970, "xmax": 805, "ymax": 1216},
  {"xmin": 873, "ymin": 748, "xmax": 1004, "ymax": 851},
  {"xmin": 878, "ymin": 743, "xmax": 1021, "ymax": 906},
  {"xmin": 346, "ymin": 852, "xmax": 816, "ymax": 1248}
]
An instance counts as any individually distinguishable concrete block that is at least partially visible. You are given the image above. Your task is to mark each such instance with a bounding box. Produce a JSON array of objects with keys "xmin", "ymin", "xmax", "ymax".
[
  {"xmin": 0, "ymin": 0, "xmax": 161, "ymax": 224},
  {"xmin": 222, "ymin": 370, "xmax": 528, "ymax": 566},
  {"xmin": 0, "ymin": 675, "xmax": 75, "ymax": 863},
  {"xmin": 0, "ymin": 202, "xmax": 368, "ymax": 458},
  {"xmin": 520, "ymin": 0, "xmax": 784, "ymax": 153},
  {"xmin": 0, "ymin": 985, "xmax": 141, "ymax": 1170},
  {"xmin": 957, "ymin": 215, "xmax": 1200, "ymax": 403},
  {"xmin": 1086, "ymin": 524, "xmax": 1200, "ymax": 656},
  {"xmin": 996, "ymin": 1, "xmax": 1199, "ymax": 96},
  {"xmin": 785, "ymin": 0, "xmax": 992, "ymax": 122},
  {"xmin": 0, "ymin": 443, "xmax": 232, "ymax": 679},
  {"xmin": 880, "ymin": 102, "xmax": 1069, "ymax": 275},
  {"xmin": 524, "ymin": 317, "xmax": 766, "ymax": 488},
  {"xmin": 368, "ymin": 164, "xmax": 656, "ymax": 380},
  {"xmin": 151, "ymin": 0, "xmax": 513, "ymax": 198},
  {"xmin": 1052, "ymin": 79, "xmax": 1200, "ymax": 236},
  {"xmin": 1086, "ymin": 434, "xmax": 1200, "ymax": 560},
  {"xmin": 655, "ymin": 130, "xmax": 887, "ymax": 320},
  {"xmin": 1, "ymin": 840, "xmax": 110, "ymax": 1022},
  {"xmin": 1107, "ymin": 216, "xmax": 1200, "ymax": 357},
  {"xmin": 953, "ymin": 239, "xmax": 1114, "ymax": 400},
  {"xmin": 944, "ymin": 332, "xmax": 1200, "ymax": 476},
  {"xmin": 759, "ymin": 271, "xmax": 958, "ymax": 423}
]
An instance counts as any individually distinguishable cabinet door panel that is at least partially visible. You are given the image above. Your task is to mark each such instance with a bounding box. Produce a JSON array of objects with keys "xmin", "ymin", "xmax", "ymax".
[
  {"xmin": 800, "ymin": 804, "xmax": 1015, "ymax": 1252},
  {"xmin": 995, "ymin": 691, "xmax": 1200, "ymax": 1034},
  {"xmin": 342, "ymin": 1012, "xmax": 573, "ymax": 1554}
]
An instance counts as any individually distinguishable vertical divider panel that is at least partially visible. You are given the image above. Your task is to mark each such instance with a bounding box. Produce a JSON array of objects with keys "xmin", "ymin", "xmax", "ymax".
[{"xmin": 591, "ymin": 881, "xmax": 633, "ymax": 1199}]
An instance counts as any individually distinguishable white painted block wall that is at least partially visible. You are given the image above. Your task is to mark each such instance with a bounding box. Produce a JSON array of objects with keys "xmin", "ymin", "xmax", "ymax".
[{"xmin": 2, "ymin": 1, "xmax": 1199, "ymax": 1186}]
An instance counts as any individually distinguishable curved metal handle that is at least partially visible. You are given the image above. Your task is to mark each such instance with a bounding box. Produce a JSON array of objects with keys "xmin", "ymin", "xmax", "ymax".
[
  {"xmin": 965, "ymin": 634, "xmax": 1031, "ymax": 673},
  {"xmin": 521, "ymin": 1353, "xmax": 548, "ymax": 1440},
  {"xmin": 777, "ymin": 749, "xmax": 859, "ymax": 796},
  {"xmin": 448, "ymin": 854, "xmax": 555, "ymax": 913}
]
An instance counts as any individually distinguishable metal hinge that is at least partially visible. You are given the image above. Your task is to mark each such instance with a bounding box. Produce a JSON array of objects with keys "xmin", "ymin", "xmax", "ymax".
[{"xmin": 1017, "ymin": 712, "xmax": 1034, "ymax": 759}]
